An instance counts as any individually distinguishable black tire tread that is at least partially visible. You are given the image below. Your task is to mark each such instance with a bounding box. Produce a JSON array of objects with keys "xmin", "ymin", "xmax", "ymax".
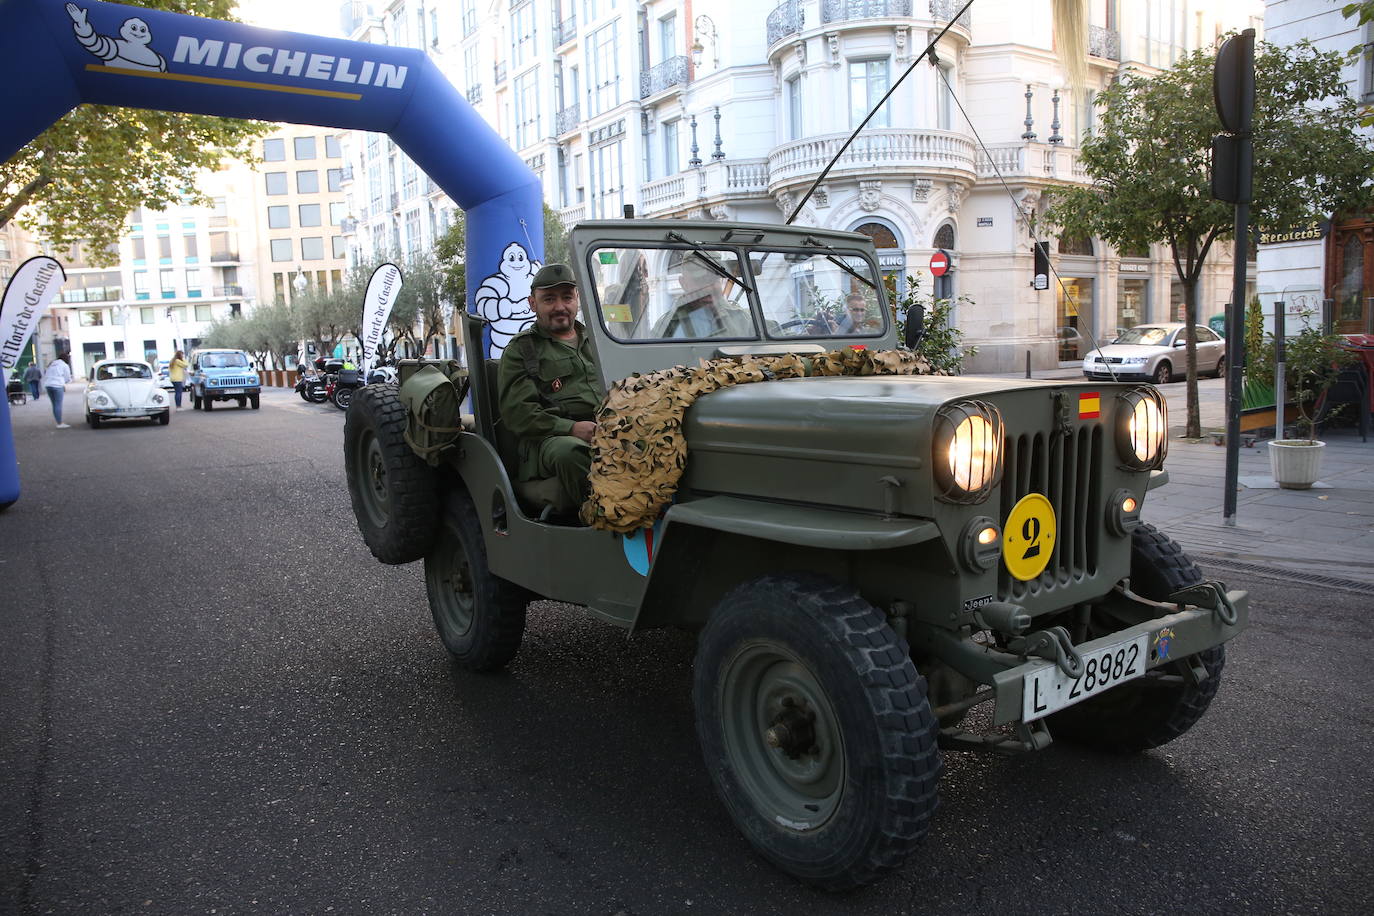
[
  {"xmin": 695, "ymin": 575, "xmax": 941, "ymax": 892},
  {"xmin": 425, "ymin": 487, "xmax": 528, "ymax": 671},
  {"xmin": 344, "ymin": 384, "xmax": 440, "ymax": 565},
  {"xmin": 1048, "ymin": 523, "xmax": 1225, "ymax": 753}
]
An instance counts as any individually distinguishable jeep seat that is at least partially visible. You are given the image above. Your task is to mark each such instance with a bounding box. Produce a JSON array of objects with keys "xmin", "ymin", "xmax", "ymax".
[{"xmin": 486, "ymin": 359, "xmax": 572, "ymax": 515}]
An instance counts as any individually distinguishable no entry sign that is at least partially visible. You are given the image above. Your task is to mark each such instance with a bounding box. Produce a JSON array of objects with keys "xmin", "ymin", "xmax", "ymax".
[{"xmin": 929, "ymin": 249, "xmax": 950, "ymax": 277}]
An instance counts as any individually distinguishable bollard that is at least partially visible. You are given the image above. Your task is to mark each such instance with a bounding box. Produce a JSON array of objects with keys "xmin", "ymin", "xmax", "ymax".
[{"xmin": 1025, "ymin": 350, "xmax": 1031, "ymax": 379}]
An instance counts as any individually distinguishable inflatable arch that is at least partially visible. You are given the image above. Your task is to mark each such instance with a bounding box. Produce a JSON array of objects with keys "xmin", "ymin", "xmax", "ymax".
[{"xmin": 0, "ymin": 0, "xmax": 544, "ymax": 506}]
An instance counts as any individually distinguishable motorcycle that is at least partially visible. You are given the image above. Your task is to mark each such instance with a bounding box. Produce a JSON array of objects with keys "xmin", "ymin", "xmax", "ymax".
[
  {"xmin": 330, "ymin": 366, "xmax": 363, "ymax": 410},
  {"xmin": 294, "ymin": 369, "xmax": 329, "ymax": 403}
]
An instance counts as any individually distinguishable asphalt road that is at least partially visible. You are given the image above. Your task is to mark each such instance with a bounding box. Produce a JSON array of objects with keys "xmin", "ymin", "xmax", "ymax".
[{"xmin": 1, "ymin": 388, "xmax": 1370, "ymax": 915}]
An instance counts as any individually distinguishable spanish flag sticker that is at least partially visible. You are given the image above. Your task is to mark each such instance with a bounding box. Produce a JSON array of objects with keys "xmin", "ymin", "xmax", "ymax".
[{"xmin": 1079, "ymin": 391, "xmax": 1101, "ymax": 419}]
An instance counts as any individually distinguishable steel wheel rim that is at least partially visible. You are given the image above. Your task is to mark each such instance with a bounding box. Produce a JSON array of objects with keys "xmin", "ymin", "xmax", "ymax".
[
  {"xmin": 433, "ymin": 535, "xmax": 475, "ymax": 639},
  {"xmin": 719, "ymin": 640, "xmax": 844, "ymax": 831},
  {"xmin": 356, "ymin": 429, "xmax": 390, "ymax": 528}
]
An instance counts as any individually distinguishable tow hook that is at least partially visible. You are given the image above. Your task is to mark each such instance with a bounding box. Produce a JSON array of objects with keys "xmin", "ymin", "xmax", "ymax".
[
  {"xmin": 1167, "ymin": 581, "xmax": 1239, "ymax": 626},
  {"xmin": 1008, "ymin": 626, "xmax": 1084, "ymax": 680}
]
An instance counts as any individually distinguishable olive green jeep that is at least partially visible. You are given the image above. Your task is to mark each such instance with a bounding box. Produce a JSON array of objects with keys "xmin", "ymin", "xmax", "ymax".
[{"xmin": 344, "ymin": 219, "xmax": 1247, "ymax": 891}]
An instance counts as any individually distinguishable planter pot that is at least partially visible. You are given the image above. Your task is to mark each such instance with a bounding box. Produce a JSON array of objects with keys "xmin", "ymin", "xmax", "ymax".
[{"xmin": 1268, "ymin": 439, "xmax": 1326, "ymax": 489}]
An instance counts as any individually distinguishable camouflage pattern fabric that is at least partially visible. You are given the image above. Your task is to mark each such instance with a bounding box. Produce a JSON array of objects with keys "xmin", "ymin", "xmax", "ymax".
[{"xmin": 580, "ymin": 348, "xmax": 939, "ymax": 532}]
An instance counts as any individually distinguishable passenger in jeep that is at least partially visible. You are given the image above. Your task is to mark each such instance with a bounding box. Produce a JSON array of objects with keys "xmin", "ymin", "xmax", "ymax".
[{"xmin": 497, "ymin": 264, "xmax": 606, "ymax": 511}]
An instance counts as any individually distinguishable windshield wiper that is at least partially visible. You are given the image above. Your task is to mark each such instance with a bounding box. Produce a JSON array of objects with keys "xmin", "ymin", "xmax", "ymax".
[
  {"xmin": 802, "ymin": 236, "xmax": 877, "ymax": 290},
  {"xmin": 666, "ymin": 231, "xmax": 754, "ymax": 294}
]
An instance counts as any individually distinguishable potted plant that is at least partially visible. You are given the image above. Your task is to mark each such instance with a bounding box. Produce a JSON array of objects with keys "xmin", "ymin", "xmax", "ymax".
[{"xmin": 1267, "ymin": 321, "xmax": 1356, "ymax": 488}]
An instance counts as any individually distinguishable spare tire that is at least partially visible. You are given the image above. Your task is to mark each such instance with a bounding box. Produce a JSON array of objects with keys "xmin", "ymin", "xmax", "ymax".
[{"xmin": 345, "ymin": 384, "xmax": 440, "ymax": 564}]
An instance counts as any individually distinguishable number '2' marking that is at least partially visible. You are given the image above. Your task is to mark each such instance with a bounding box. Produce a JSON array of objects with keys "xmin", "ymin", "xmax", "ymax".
[
  {"xmin": 1068, "ymin": 644, "xmax": 1140, "ymax": 698},
  {"xmin": 1021, "ymin": 516, "xmax": 1042, "ymax": 560}
]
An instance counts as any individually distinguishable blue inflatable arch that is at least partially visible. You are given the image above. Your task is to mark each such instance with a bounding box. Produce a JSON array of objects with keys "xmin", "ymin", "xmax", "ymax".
[{"xmin": 0, "ymin": 0, "xmax": 543, "ymax": 506}]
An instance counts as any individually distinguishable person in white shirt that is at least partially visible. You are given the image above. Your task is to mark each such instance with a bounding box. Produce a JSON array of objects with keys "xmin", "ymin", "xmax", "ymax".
[{"xmin": 41, "ymin": 354, "xmax": 74, "ymax": 428}]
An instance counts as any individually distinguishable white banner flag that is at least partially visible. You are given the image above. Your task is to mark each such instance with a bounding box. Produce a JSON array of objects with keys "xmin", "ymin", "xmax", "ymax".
[
  {"xmin": 0, "ymin": 257, "xmax": 66, "ymax": 370},
  {"xmin": 360, "ymin": 262, "xmax": 403, "ymax": 370}
]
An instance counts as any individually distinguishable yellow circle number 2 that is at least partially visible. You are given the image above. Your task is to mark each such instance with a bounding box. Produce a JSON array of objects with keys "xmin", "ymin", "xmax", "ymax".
[{"xmin": 1003, "ymin": 493, "xmax": 1057, "ymax": 581}]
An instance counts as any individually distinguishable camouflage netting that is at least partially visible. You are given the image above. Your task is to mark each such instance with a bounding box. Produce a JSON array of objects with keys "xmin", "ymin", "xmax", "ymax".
[{"xmin": 580, "ymin": 348, "xmax": 941, "ymax": 532}]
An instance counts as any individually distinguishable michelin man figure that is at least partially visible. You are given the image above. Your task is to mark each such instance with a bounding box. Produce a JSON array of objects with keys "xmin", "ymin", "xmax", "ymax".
[
  {"xmin": 67, "ymin": 4, "xmax": 167, "ymax": 72},
  {"xmin": 473, "ymin": 242, "xmax": 540, "ymax": 358}
]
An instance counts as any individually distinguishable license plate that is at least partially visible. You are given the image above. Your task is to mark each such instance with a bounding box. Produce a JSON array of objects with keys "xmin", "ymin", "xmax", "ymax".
[
  {"xmin": 222, "ymin": 388, "xmax": 244, "ymax": 395},
  {"xmin": 1022, "ymin": 634, "xmax": 1148, "ymax": 722}
]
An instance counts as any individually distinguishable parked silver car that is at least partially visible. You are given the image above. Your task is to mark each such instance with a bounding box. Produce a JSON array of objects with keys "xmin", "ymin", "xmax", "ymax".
[{"xmin": 1082, "ymin": 322, "xmax": 1225, "ymax": 385}]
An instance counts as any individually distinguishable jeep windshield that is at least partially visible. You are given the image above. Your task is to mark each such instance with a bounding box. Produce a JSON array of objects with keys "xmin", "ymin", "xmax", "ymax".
[
  {"xmin": 586, "ymin": 244, "xmax": 887, "ymax": 343},
  {"xmin": 201, "ymin": 353, "xmax": 249, "ymax": 368}
]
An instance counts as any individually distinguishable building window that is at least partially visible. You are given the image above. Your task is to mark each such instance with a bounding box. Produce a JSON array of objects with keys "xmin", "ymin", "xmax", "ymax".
[
  {"xmin": 401, "ymin": 157, "xmax": 419, "ymax": 199},
  {"xmin": 185, "ymin": 269, "xmax": 201, "ymax": 296},
  {"xmin": 403, "ymin": 209, "xmax": 421, "ymax": 254},
  {"xmin": 849, "ymin": 59, "xmax": 891, "ymax": 129},
  {"xmin": 786, "ymin": 76, "xmax": 802, "ymax": 140},
  {"xmin": 937, "ymin": 64, "xmax": 954, "ymax": 130},
  {"xmin": 329, "ymin": 202, "xmax": 347, "ymax": 225},
  {"xmin": 267, "ymin": 205, "xmax": 290, "ymax": 229},
  {"xmin": 160, "ymin": 269, "xmax": 176, "ymax": 298},
  {"xmin": 79, "ymin": 309, "xmax": 105, "ymax": 327},
  {"xmin": 270, "ymin": 238, "xmax": 293, "ymax": 262},
  {"xmin": 294, "ymin": 136, "xmax": 317, "ymax": 160},
  {"xmin": 658, "ymin": 13, "xmax": 677, "ymax": 63},
  {"xmin": 464, "ymin": 45, "xmax": 480, "ymax": 93},
  {"xmin": 512, "ymin": 1, "xmax": 535, "ymax": 68},
  {"xmin": 183, "ymin": 234, "xmax": 198, "ymax": 262},
  {"xmin": 590, "ymin": 139, "xmax": 623, "ymax": 219},
  {"xmin": 462, "ymin": 0, "xmax": 477, "ymax": 36},
  {"xmin": 157, "ymin": 235, "xmax": 172, "ymax": 262},
  {"xmin": 1059, "ymin": 233, "xmax": 1094, "ymax": 256},
  {"xmin": 301, "ymin": 237, "xmax": 325, "ymax": 260},
  {"xmin": 133, "ymin": 272, "xmax": 149, "ymax": 300},
  {"xmin": 263, "ymin": 138, "xmax": 285, "ymax": 161},
  {"xmin": 325, "ymin": 135, "xmax": 342, "ymax": 158},
  {"xmin": 327, "ymin": 168, "xmax": 344, "ymax": 192},
  {"xmin": 1078, "ymin": 89, "xmax": 1097, "ymax": 142},
  {"xmin": 140, "ymin": 307, "xmax": 155, "ymax": 324},
  {"xmin": 514, "ymin": 69, "xmax": 541, "ymax": 149},
  {"xmin": 587, "ymin": 24, "xmax": 620, "ymax": 117},
  {"xmin": 195, "ymin": 304, "xmax": 212, "ymax": 322},
  {"xmin": 297, "ymin": 170, "xmax": 320, "ymax": 193},
  {"xmin": 933, "ymin": 224, "xmax": 955, "ymax": 250},
  {"xmin": 662, "ymin": 119, "xmax": 679, "ymax": 177},
  {"xmin": 1116, "ymin": 278, "xmax": 1148, "ymax": 336},
  {"xmin": 132, "ymin": 237, "xmax": 146, "ymax": 262},
  {"xmin": 265, "ymin": 172, "xmax": 288, "ymax": 195},
  {"xmin": 299, "ymin": 203, "xmax": 322, "ymax": 227},
  {"xmin": 332, "ymin": 236, "xmax": 347, "ymax": 258}
]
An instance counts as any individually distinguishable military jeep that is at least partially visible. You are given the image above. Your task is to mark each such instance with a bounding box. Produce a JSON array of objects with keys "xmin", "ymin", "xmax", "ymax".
[{"xmin": 343, "ymin": 219, "xmax": 1247, "ymax": 891}]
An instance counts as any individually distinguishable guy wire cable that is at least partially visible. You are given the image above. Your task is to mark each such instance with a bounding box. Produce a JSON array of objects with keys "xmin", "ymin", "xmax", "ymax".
[{"xmin": 934, "ymin": 61, "xmax": 1120, "ymax": 382}]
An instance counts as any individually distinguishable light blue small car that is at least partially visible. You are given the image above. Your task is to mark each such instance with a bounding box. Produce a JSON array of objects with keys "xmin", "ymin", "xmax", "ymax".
[{"xmin": 189, "ymin": 348, "xmax": 261, "ymax": 411}]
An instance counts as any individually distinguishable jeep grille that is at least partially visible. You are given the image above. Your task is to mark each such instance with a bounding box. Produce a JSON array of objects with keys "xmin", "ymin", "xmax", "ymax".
[
  {"xmin": 212, "ymin": 376, "xmax": 255, "ymax": 387},
  {"xmin": 997, "ymin": 425, "xmax": 1103, "ymax": 600}
]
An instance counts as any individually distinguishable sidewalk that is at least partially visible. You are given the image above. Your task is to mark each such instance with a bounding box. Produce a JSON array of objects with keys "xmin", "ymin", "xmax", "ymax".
[{"xmin": 995, "ymin": 370, "xmax": 1374, "ymax": 588}]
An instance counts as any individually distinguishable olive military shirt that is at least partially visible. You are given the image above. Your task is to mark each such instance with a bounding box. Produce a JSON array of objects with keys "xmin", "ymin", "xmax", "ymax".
[{"xmin": 497, "ymin": 321, "xmax": 605, "ymax": 479}]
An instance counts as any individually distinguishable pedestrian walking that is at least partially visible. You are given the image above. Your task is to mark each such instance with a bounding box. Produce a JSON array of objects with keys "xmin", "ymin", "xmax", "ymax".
[
  {"xmin": 42, "ymin": 353, "xmax": 73, "ymax": 428},
  {"xmin": 168, "ymin": 349, "xmax": 189, "ymax": 408},
  {"xmin": 23, "ymin": 362, "xmax": 42, "ymax": 401}
]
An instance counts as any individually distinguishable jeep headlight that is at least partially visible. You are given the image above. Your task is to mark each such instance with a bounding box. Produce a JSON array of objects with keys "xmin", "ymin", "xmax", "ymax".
[
  {"xmin": 1116, "ymin": 387, "xmax": 1167, "ymax": 469},
  {"xmin": 934, "ymin": 400, "xmax": 1004, "ymax": 504}
]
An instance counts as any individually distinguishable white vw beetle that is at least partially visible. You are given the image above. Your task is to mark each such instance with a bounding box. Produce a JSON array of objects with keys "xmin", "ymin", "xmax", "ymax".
[{"xmin": 85, "ymin": 360, "xmax": 171, "ymax": 428}]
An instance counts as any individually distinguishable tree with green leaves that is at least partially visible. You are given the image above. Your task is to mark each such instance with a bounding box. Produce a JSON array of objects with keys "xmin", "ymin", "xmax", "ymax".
[
  {"xmin": 1046, "ymin": 38, "xmax": 1374, "ymax": 438},
  {"xmin": 0, "ymin": 1, "xmax": 269, "ymax": 263}
]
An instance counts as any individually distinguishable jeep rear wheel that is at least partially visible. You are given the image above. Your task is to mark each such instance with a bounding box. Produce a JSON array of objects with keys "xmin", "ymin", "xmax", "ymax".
[
  {"xmin": 344, "ymin": 384, "xmax": 439, "ymax": 564},
  {"xmin": 1046, "ymin": 523, "xmax": 1226, "ymax": 753},
  {"xmin": 424, "ymin": 488, "xmax": 530, "ymax": 671},
  {"xmin": 693, "ymin": 575, "xmax": 941, "ymax": 891}
]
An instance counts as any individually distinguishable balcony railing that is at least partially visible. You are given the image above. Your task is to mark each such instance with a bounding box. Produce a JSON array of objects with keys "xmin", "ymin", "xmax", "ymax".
[
  {"xmin": 639, "ymin": 56, "xmax": 689, "ymax": 99},
  {"xmin": 556, "ymin": 103, "xmax": 581, "ymax": 135},
  {"xmin": 209, "ymin": 251, "xmax": 238, "ymax": 263},
  {"xmin": 389, "ymin": 191, "xmax": 400, "ymax": 210},
  {"xmin": 559, "ymin": 203, "xmax": 586, "ymax": 225},
  {"xmin": 639, "ymin": 159, "xmax": 771, "ymax": 216},
  {"xmin": 821, "ymin": 0, "xmax": 912, "ymax": 24},
  {"xmin": 339, "ymin": 218, "xmax": 358, "ymax": 234},
  {"xmin": 554, "ymin": 16, "xmax": 577, "ymax": 46},
  {"xmin": 768, "ymin": 129, "xmax": 975, "ymax": 186},
  {"xmin": 975, "ymin": 142, "xmax": 1088, "ymax": 183},
  {"xmin": 494, "ymin": 62, "xmax": 507, "ymax": 85},
  {"xmin": 466, "ymin": 84, "xmax": 483, "ymax": 104},
  {"xmin": 1088, "ymin": 25, "xmax": 1121, "ymax": 61},
  {"xmin": 767, "ymin": 0, "xmax": 803, "ymax": 46},
  {"xmin": 214, "ymin": 285, "xmax": 243, "ymax": 296},
  {"xmin": 929, "ymin": 0, "xmax": 972, "ymax": 29},
  {"xmin": 339, "ymin": 165, "xmax": 354, "ymax": 183}
]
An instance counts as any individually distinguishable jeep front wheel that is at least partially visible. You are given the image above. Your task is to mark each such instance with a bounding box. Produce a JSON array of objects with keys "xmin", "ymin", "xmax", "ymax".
[
  {"xmin": 344, "ymin": 384, "xmax": 439, "ymax": 564},
  {"xmin": 1046, "ymin": 523, "xmax": 1226, "ymax": 753},
  {"xmin": 693, "ymin": 575, "xmax": 941, "ymax": 891},
  {"xmin": 424, "ymin": 488, "xmax": 529, "ymax": 671}
]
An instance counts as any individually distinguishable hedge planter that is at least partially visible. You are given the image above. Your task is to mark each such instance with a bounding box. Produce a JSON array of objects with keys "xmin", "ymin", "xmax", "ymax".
[{"xmin": 1268, "ymin": 439, "xmax": 1326, "ymax": 489}]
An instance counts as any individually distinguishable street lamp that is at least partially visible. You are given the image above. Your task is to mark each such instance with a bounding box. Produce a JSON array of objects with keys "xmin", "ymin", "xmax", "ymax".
[{"xmin": 691, "ymin": 15, "xmax": 718, "ymax": 71}]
